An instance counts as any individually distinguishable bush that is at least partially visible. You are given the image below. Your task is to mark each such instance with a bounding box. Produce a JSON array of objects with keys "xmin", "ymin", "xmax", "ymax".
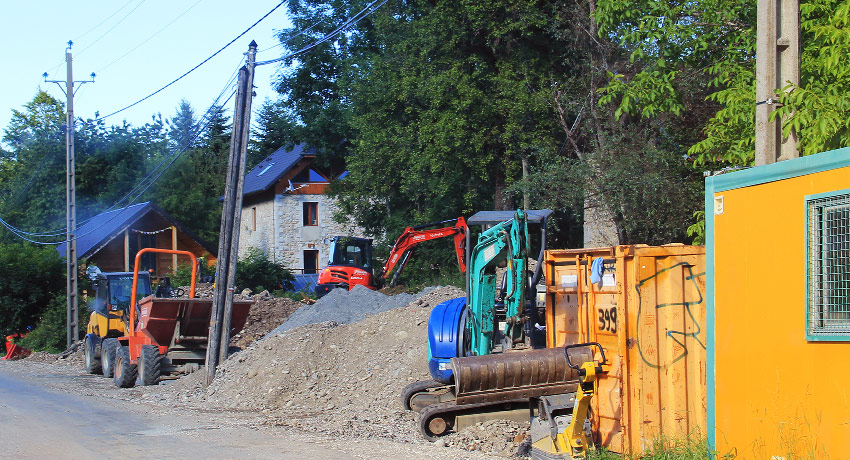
[
  {"xmin": 19, "ymin": 295, "xmax": 90, "ymax": 353},
  {"xmin": 171, "ymin": 259, "xmax": 216, "ymax": 287},
  {"xmin": 235, "ymin": 248, "xmax": 294, "ymax": 293},
  {"xmin": 0, "ymin": 242, "xmax": 65, "ymax": 337}
]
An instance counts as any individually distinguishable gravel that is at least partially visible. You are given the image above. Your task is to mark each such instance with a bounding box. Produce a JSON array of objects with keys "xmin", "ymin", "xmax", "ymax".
[{"xmin": 264, "ymin": 285, "xmax": 439, "ymax": 338}]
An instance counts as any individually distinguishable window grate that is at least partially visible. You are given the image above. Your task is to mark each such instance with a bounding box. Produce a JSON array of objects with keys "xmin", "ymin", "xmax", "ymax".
[{"xmin": 807, "ymin": 192, "xmax": 850, "ymax": 337}]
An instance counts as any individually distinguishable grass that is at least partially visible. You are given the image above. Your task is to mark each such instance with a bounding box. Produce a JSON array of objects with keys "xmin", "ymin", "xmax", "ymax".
[{"xmin": 586, "ymin": 436, "xmax": 720, "ymax": 460}]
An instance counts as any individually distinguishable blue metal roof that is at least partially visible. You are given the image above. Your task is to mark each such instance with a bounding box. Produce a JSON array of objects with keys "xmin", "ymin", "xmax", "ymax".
[
  {"xmin": 243, "ymin": 143, "xmax": 318, "ymax": 197},
  {"xmin": 56, "ymin": 201, "xmax": 216, "ymax": 260}
]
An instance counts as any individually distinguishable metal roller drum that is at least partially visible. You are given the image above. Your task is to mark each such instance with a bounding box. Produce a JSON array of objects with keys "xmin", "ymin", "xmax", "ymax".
[{"xmin": 451, "ymin": 347, "xmax": 592, "ymax": 405}]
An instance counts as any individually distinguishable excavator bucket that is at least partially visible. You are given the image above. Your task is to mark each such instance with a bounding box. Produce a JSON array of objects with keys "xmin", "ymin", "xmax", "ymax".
[{"xmin": 136, "ymin": 296, "xmax": 252, "ymax": 348}]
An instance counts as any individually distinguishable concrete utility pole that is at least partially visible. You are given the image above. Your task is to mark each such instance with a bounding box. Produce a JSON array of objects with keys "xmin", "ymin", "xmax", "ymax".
[
  {"xmin": 206, "ymin": 41, "xmax": 258, "ymax": 385},
  {"xmin": 755, "ymin": 0, "xmax": 800, "ymax": 165},
  {"xmin": 44, "ymin": 41, "xmax": 94, "ymax": 348}
]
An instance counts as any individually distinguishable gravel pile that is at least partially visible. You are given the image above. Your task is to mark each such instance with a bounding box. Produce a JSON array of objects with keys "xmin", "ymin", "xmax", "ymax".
[
  {"xmin": 443, "ymin": 420, "xmax": 531, "ymax": 457},
  {"xmin": 158, "ymin": 286, "xmax": 466, "ymax": 443},
  {"xmin": 264, "ymin": 285, "xmax": 439, "ymax": 338}
]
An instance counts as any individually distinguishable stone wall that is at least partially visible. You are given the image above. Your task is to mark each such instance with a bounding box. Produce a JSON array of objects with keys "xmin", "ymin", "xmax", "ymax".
[
  {"xmin": 238, "ymin": 198, "xmax": 277, "ymax": 260},
  {"xmin": 274, "ymin": 193, "xmax": 367, "ymax": 270}
]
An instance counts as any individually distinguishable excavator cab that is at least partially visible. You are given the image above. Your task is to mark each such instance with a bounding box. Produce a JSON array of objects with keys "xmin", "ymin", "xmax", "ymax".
[
  {"xmin": 315, "ymin": 237, "xmax": 375, "ymax": 297},
  {"xmin": 328, "ymin": 236, "xmax": 374, "ymax": 271}
]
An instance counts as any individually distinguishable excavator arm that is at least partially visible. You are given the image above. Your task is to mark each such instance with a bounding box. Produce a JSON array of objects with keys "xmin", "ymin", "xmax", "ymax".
[{"xmin": 380, "ymin": 217, "xmax": 468, "ymax": 287}]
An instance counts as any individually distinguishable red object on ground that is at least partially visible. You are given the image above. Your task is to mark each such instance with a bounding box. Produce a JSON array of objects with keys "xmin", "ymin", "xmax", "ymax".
[{"xmin": 2, "ymin": 333, "xmax": 31, "ymax": 360}]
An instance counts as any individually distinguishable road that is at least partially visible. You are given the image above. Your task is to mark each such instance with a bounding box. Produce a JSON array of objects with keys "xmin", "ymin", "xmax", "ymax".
[{"xmin": 0, "ymin": 363, "xmax": 492, "ymax": 460}]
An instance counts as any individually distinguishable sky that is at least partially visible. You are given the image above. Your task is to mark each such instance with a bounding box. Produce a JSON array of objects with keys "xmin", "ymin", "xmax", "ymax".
[{"xmin": 0, "ymin": 0, "xmax": 293, "ymax": 146}]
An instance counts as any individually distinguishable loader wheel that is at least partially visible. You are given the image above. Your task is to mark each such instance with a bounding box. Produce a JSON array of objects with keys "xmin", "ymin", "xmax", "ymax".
[
  {"xmin": 100, "ymin": 338, "xmax": 119, "ymax": 377},
  {"xmin": 113, "ymin": 346, "xmax": 137, "ymax": 388},
  {"xmin": 138, "ymin": 345, "xmax": 161, "ymax": 386},
  {"xmin": 84, "ymin": 336, "xmax": 102, "ymax": 375}
]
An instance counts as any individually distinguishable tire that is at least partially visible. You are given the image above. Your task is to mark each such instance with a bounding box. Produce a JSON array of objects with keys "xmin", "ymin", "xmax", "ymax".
[
  {"xmin": 100, "ymin": 338, "xmax": 119, "ymax": 377},
  {"xmin": 113, "ymin": 346, "xmax": 137, "ymax": 388},
  {"xmin": 84, "ymin": 336, "xmax": 102, "ymax": 375},
  {"xmin": 138, "ymin": 345, "xmax": 161, "ymax": 386}
]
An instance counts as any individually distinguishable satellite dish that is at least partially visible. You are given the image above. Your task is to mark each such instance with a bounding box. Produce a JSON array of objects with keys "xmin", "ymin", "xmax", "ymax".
[{"xmin": 86, "ymin": 265, "xmax": 103, "ymax": 280}]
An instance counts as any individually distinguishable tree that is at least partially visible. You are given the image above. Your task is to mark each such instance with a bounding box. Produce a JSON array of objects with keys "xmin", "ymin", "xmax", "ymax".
[
  {"xmin": 0, "ymin": 91, "xmax": 67, "ymax": 238},
  {"xmin": 167, "ymin": 99, "xmax": 198, "ymax": 151},
  {"xmin": 152, "ymin": 105, "xmax": 231, "ymax": 245},
  {"xmin": 248, "ymin": 98, "xmax": 298, "ymax": 169}
]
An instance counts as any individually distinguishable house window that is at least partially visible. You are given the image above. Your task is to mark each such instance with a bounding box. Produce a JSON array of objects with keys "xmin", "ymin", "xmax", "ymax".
[
  {"xmin": 304, "ymin": 249, "xmax": 319, "ymax": 274},
  {"xmin": 252, "ymin": 207, "xmax": 257, "ymax": 231},
  {"xmin": 303, "ymin": 202, "xmax": 318, "ymax": 226},
  {"xmin": 807, "ymin": 190, "xmax": 850, "ymax": 340}
]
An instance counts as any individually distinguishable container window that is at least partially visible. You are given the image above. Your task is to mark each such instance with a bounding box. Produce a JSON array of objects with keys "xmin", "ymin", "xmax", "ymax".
[{"xmin": 807, "ymin": 191, "xmax": 850, "ymax": 339}]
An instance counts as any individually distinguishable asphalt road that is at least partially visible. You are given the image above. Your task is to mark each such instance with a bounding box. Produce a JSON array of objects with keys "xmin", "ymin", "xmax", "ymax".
[{"xmin": 0, "ymin": 365, "xmax": 485, "ymax": 460}]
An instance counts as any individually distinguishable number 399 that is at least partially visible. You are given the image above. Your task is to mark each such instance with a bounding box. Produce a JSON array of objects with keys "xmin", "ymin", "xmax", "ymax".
[{"xmin": 597, "ymin": 307, "xmax": 617, "ymax": 333}]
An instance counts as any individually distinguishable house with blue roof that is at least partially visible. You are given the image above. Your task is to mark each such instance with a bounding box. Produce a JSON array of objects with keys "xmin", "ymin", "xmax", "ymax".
[
  {"xmin": 57, "ymin": 202, "xmax": 216, "ymax": 274},
  {"xmin": 239, "ymin": 143, "xmax": 366, "ymax": 274}
]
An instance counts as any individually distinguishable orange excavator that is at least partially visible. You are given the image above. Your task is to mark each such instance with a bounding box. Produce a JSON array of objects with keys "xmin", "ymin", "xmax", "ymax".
[{"xmin": 315, "ymin": 217, "xmax": 468, "ymax": 297}]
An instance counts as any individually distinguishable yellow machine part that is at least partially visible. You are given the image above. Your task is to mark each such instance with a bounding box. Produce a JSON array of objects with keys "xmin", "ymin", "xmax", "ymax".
[{"xmin": 86, "ymin": 310, "xmax": 127, "ymax": 338}]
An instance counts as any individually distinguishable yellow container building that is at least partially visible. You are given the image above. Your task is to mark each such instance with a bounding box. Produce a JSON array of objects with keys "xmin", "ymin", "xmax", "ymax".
[{"xmin": 706, "ymin": 148, "xmax": 850, "ymax": 457}]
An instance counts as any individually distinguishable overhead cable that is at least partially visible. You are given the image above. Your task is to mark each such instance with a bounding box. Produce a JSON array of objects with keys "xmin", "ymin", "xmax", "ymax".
[{"xmin": 94, "ymin": 0, "xmax": 287, "ymax": 122}]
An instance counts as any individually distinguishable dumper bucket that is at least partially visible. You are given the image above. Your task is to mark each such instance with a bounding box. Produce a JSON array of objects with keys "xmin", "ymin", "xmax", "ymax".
[{"xmin": 136, "ymin": 296, "xmax": 252, "ymax": 347}]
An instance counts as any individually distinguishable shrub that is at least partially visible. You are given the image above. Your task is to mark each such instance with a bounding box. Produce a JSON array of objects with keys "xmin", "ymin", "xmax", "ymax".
[
  {"xmin": 0, "ymin": 242, "xmax": 65, "ymax": 337},
  {"xmin": 235, "ymin": 248, "xmax": 294, "ymax": 293},
  {"xmin": 19, "ymin": 295, "xmax": 90, "ymax": 353}
]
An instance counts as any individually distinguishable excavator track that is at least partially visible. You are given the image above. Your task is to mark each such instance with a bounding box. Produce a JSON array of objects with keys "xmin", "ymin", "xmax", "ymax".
[
  {"xmin": 418, "ymin": 399, "xmax": 530, "ymax": 440},
  {"xmin": 401, "ymin": 380, "xmax": 455, "ymax": 412}
]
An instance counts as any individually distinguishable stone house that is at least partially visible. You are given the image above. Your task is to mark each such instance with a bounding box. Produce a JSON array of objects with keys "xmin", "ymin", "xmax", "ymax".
[{"xmin": 238, "ymin": 143, "xmax": 366, "ymax": 273}]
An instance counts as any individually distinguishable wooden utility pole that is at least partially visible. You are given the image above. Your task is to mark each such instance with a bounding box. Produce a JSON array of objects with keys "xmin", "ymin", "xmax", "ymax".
[
  {"xmin": 206, "ymin": 41, "xmax": 258, "ymax": 385},
  {"xmin": 755, "ymin": 0, "xmax": 800, "ymax": 165},
  {"xmin": 45, "ymin": 42, "xmax": 94, "ymax": 348}
]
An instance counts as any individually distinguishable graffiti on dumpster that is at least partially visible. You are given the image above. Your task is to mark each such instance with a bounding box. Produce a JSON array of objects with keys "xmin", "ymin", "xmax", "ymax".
[{"xmin": 636, "ymin": 262, "xmax": 706, "ymax": 370}]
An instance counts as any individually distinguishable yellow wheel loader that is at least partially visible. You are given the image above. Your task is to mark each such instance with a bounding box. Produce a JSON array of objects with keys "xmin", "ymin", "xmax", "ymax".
[{"xmin": 83, "ymin": 267, "xmax": 152, "ymax": 376}]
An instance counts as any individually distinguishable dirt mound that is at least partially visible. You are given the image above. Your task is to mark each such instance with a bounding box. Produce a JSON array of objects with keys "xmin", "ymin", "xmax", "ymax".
[
  {"xmin": 230, "ymin": 294, "xmax": 303, "ymax": 349},
  {"xmin": 161, "ymin": 286, "xmax": 466, "ymax": 443}
]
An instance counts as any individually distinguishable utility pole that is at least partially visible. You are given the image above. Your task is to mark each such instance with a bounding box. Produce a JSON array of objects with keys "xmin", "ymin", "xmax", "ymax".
[
  {"xmin": 44, "ymin": 41, "xmax": 95, "ymax": 349},
  {"xmin": 755, "ymin": 0, "xmax": 800, "ymax": 165},
  {"xmin": 206, "ymin": 41, "xmax": 258, "ymax": 385}
]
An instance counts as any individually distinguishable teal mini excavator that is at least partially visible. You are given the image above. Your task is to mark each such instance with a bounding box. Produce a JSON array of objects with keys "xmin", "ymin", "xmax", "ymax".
[{"xmin": 401, "ymin": 209, "xmax": 607, "ymax": 459}]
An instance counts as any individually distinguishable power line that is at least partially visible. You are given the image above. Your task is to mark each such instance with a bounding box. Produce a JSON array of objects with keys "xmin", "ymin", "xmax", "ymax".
[
  {"xmin": 0, "ymin": 61, "xmax": 242, "ymax": 243},
  {"xmin": 255, "ymin": 0, "xmax": 389, "ymax": 67},
  {"xmin": 44, "ymin": 0, "xmax": 139, "ymax": 74},
  {"xmin": 77, "ymin": 0, "xmax": 148, "ymax": 57},
  {"xmin": 257, "ymin": 1, "xmax": 350, "ymax": 53},
  {"xmin": 94, "ymin": 0, "xmax": 288, "ymax": 122},
  {"xmin": 73, "ymin": 0, "xmax": 138, "ymax": 43},
  {"xmin": 0, "ymin": 88, "xmax": 236, "ymax": 245},
  {"xmin": 96, "ymin": 0, "xmax": 205, "ymax": 74}
]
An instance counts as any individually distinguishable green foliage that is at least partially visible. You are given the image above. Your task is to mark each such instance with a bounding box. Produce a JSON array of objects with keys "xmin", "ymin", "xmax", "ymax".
[
  {"xmin": 248, "ymin": 98, "xmax": 298, "ymax": 169},
  {"xmin": 18, "ymin": 295, "xmax": 90, "ymax": 353},
  {"xmin": 0, "ymin": 242, "xmax": 65, "ymax": 336},
  {"xmin": 170, "ymin": 260, "xmax": 216, "ymax": 288},
  {"xmin": 774, "ymin": 0, "xmax": 850, "ymax": 155},
  {"xmin": 587, "ymin": 435, "xmax": 723, "ymax": 460},
  {"xmin": 152, "ymin": 103, "xmax": 231, "ymax": 245},
  {"xmin": 235, "ymin": 248, "xmax": 294, "ymax": 293},
  {"xmin": 280, "ymin": 0, "xmax": 567, "ymax": 239}
]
